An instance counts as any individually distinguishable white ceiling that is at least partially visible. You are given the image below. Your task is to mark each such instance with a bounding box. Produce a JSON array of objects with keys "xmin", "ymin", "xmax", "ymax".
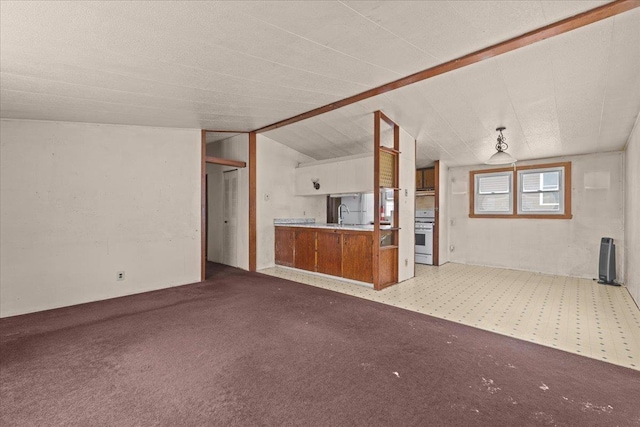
[
  {"xmin": 1, "ymin": 1, "xmax": 639, "ymax": 166},
  {"xmin": 205, "ymin": 132, "xmax": 244, "ymax": 144},
  {"xmin": 264, "ymin": 7, "xmax": 640, "ymax": 167}
]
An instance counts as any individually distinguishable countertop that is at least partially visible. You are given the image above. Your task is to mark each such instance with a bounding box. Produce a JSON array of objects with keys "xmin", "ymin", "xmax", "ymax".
[{"xmin": 274, "ymin": 222, "xmax": 394, "ymax": 231}]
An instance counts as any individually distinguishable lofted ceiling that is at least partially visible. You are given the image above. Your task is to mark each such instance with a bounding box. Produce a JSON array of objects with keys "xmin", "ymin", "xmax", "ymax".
[
  {"xmin": 205, "ymin": 132, "xmax": 244, "ymax": 144},
  {"xmin": 264, "ymin": 6, "xmax": 640, "ymax": 167},
  {"xmin": 1, "ymin": 1, "xmax": 639, "ymax": 167}
]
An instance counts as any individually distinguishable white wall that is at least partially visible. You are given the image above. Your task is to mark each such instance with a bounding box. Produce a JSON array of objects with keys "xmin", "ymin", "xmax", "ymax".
[
  {"xmin": 447, "ymin": 152, "xmax": 624, "ymax": 280},
  {"xmin": 206, "ymin": 134, "xmax": 249, "ymax": 270},
  {"xmin": 295, "ymin": 153, "xmax": 373, "ymax": 196},
  {"xmin": 398, "ymin": 128, "xmax": 415, "ymax": 282},
  {"xmin": 437, "ymin": 161, "xmax": 450, "ymax": 265},
  {"xmin": 625, "ymin": 119, "xmax": 639, "ymax": 305},
  {"xmin": 256, "ymin": 135, "xmax": 326, "ymax": 270},
  {"xmin": 0, "ymin": 120, "xmax": 201, "ymax": 317}
]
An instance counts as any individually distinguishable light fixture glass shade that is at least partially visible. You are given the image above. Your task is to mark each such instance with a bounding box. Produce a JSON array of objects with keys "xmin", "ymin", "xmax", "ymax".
[{"xmin": 485, "ymin": 150, "xmax": 517, "ymax": 165}]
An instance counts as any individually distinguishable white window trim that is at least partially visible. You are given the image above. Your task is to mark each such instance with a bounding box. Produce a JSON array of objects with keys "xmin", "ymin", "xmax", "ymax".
[
  {"xmin": 517, "ymin": 166, "xmax": 565, "ymax": 215},
  {"xmin": 473, "ymin": 171, "xmax": 513, "ymax": 215}
]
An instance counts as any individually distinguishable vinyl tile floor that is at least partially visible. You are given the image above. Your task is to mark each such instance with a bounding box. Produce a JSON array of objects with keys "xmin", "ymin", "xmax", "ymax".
[{"xmin": 259, "ymin": 263, "xmax": 640, "ymax": 371}]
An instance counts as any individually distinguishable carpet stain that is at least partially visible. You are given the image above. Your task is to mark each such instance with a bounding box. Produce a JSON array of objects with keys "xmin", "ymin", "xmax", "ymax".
[
  {"xmin": 580, "ymin": 402, "xmax": 613, "ymax": 413},
  {"xmin": 481, "ymin": 377, "xmax": 501, "ymax": 394},
  {"xmin": 532, "ymin": 411, "xmax": 556, "ymax": 425}
]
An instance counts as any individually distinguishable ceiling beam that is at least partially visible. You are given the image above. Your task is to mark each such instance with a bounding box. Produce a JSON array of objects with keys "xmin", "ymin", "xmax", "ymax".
[
  {"xmin": 205, "ymin": 156, "xmax": 247, "ymax": 168},
  {"xmin": 253, "ymin": 0, "xmax": 638, "ymax": 134}
]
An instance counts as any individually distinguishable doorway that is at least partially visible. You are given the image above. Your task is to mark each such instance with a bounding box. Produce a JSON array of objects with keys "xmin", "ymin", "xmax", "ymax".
[
  {"xmin": 201, "ymin": 130, "xmax": 252, "ymax": 280},
  {"xmin": 222, "ymin": 169, "xmax": 238, "ymax": 267}
]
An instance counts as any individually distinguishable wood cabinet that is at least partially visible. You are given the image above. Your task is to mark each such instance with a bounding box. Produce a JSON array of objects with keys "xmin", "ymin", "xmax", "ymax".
[
  {"xmin": 378, "ymin": 247, "xmax": 398, "ymax": 287},
  {"xmin": 316, "ymin": 230, "xmax": 342, "ymax": 276},
  {"xmin": 424, "ymin": 168, "xmax": 435, "ymax": 189},
  {"xmin": 416, "ymin": 167, "xmax": 435, "ymax": 190},
  {"xmin": 342, "ymin": 233, "xmax": 373, "ymax": 283},
  {"xmin": 274, "ymin": 228, "xmax": 295, "ymax": 267},
  {"xmin": 274, "ymin": 227, "xmax": 373, "ymax": 283},
  {"xmin": 294, "ymin": 229, "xmax": 316, "ymax": 272},
  {"xmin": 416, "ymin": 170, "xmax": 424, "ymax": 190}
]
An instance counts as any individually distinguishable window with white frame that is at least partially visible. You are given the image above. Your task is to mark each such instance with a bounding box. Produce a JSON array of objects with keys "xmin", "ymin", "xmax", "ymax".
[
  {"xmin": 474, "ymin": 171, "xmax": 513, "ymax": 214},
  {"xmin": 518, "ymin": 167, "xmax": 564, "ymax": 214}
]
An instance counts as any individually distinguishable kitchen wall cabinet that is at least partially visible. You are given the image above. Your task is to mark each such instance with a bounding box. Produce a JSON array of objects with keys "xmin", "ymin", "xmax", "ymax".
[
  {"xmin": 342, "ymin": 233, "xmax": 373, "ymax": 283},
  {"xmin": 424, "ymin": 168, "xmax": 435, "ymax": 189},
  {"xmin": 295, "ymin": 154, "xmax": 373, "ymax": 196},
  {"xmin": 274, "ymin": 228, "xmax": 295, "ymax": 267},
  {"xmin": 416, "ymin": 167, "xmax": 435, "ymax": 190},
  {"xmin": 275, "ymin": 226, "xmax": 374, "ymax": 283}
]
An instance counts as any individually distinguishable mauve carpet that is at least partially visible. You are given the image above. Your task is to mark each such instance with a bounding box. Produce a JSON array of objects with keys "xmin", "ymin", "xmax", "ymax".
[{"xmin": 1, "ymin": 264, "xmax": 639, "ymax": 426}]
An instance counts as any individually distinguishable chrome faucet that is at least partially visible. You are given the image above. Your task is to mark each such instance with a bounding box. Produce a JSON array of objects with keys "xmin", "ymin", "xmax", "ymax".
[{"xmin": 338, "ymin": 203, "xmax": 350, "ymax": 225}]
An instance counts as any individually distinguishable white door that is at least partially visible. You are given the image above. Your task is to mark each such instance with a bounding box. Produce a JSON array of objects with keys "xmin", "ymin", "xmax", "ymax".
[{"xmin": 223, "ymin": 169, "xmax": 238, "ymax": 267}]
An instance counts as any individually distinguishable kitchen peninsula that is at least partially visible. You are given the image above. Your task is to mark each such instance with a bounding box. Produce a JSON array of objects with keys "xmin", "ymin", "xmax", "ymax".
[
  {"xmin": 272, "ymin": 110, "xmax": 411, "ymax": 290},
  {"xmin": 274, "ymin": 219, "xmax": 397, "ymax": 285}
]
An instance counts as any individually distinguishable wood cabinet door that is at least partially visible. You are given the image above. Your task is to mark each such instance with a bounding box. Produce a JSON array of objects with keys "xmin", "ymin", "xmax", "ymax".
[
  {"xmin": 294, "ymin": 229, "xmax": 316, "ymax": 272},
  {"xmin": 317, "ymin": 231, "xmax": 342, "ymax": 276},
  {"xmin": 274, "ymin": 228, "xmax": 295, "ymax": 267},
  {"xmin": 424, "ymin": 168, "xmax": 435, "ymax": 189},
  {"xmin": 342, "ymin": 234, "xmax": 373, "ymax": 283},
  {"xmin": 416, "ymin": 169, "xmax": 424, "ymax": 189},
  {"xmin": 379, "ymin": 247, "xmax": 398, "ymax": 288}
]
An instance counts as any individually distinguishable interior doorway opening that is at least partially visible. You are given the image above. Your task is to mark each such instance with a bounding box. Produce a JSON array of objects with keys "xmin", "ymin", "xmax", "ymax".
[{"xmin": 203, "ymin": 131, "xmax": 250, "ymax": 279}]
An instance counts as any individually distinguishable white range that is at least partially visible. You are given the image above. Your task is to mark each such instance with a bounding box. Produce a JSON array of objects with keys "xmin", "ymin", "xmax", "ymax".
[{"xmin": 415, "ymin": 209, "xmax": 434, "ymax": 265}]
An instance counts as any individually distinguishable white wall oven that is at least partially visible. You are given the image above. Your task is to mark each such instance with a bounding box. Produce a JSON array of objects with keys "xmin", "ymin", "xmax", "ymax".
[{"xmin": 415, "ymin": 209, "xmax": 434, "ymax": 265}]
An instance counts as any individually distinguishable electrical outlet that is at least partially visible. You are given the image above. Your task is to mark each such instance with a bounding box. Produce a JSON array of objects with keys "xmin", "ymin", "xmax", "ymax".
[
  {"xmin": 117, "ymin": 271, "xmax": 125, "ymax": 281},
  {"xmin": 264, "ymin": 193, "xmax": 270, "ymax": 201},
  {"xmin": 404, "ymin": 258, "xmax": 408, "ymax": 267},
  {"xmin": 404, "ymin": 189, "xmax": 408, "ymax": 197}
]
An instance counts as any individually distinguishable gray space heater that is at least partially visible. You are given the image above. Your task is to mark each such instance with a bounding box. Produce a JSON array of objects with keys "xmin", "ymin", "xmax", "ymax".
[{"xmin": 598, "ymin": 237, "xmax": 618, "ymax": 286}]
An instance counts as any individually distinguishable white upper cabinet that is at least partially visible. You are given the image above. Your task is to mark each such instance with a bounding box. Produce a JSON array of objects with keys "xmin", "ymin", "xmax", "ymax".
[{"xmin": 295, "ymin": 153, "xmax": 374, "ymax": 196}]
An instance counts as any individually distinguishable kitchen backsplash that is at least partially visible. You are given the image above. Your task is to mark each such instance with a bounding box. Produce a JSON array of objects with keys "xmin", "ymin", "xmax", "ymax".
[
  {"xmin": 273, "ymin": 218, "xmax": 316, "ymax": 225},
  {"xmin": 416, "ymin": 195, "xmax": 435, "ymax": 210}
]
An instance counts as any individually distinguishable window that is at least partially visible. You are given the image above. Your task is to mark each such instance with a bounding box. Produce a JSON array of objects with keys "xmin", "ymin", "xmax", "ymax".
[
  {"xmin": 470, "ymin": 162, "xmax": 571, "ymax": 219},
  {"xmin": 474, "ymin": 172, "xmax": 512, "ymax": 214},
  {"xmin": 518, "ymin": 167, "xmax": 564, "ymax": 214}
]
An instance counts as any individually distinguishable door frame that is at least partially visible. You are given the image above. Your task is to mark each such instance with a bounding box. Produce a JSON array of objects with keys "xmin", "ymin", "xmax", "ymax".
[
  {"xmin": 200, "ymin": 130, "xmax": 255, "ymax": 281},
  {"xmin": 433, "ymin": 160, "xmax": 440, "ymax": 266}
]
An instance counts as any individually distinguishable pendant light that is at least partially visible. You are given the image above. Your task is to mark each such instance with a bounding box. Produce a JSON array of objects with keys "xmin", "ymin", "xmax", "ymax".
[{"xmin": 485, "ymin": 127, "xmax": 517, "ymax": 165}]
